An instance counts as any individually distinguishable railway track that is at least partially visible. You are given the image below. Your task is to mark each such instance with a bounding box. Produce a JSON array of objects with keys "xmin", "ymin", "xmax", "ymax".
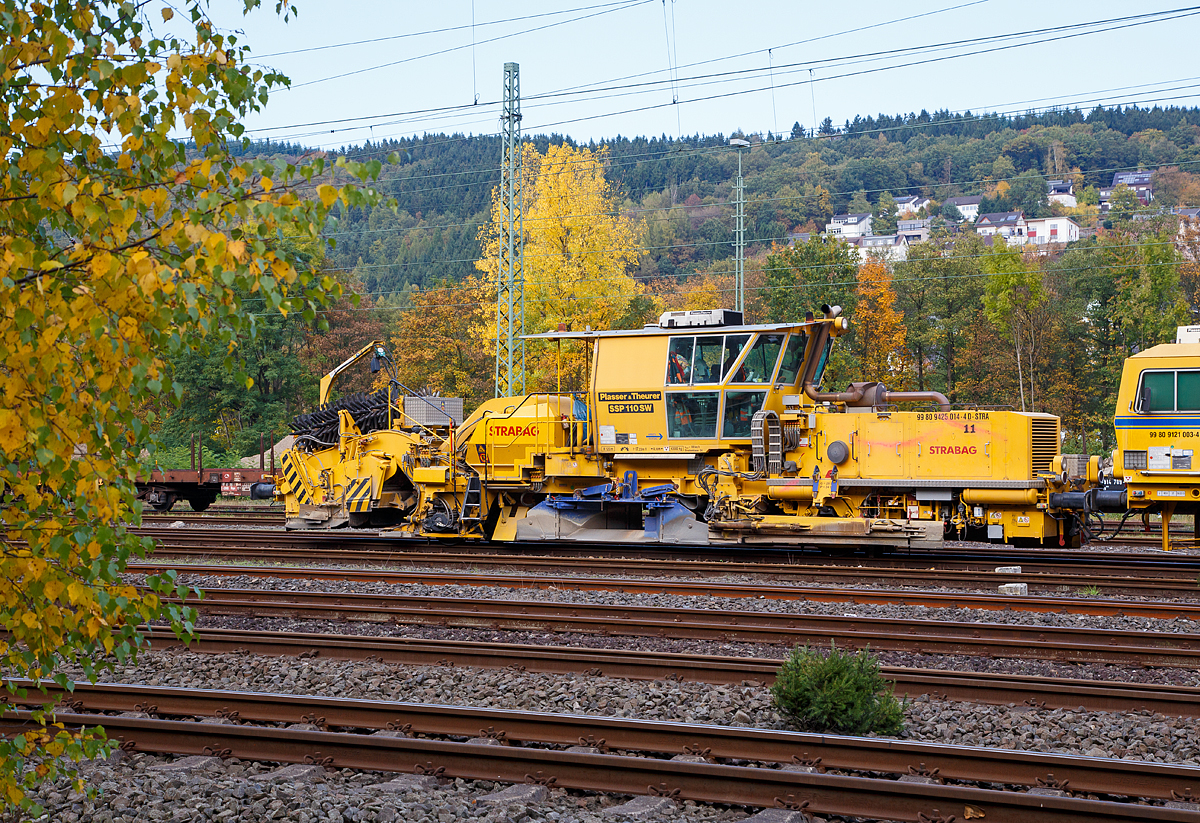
[
  {"xmin": 134, "ymin": 531, "xmax": 1200, "ymax": 599},
  {"xmin": 142, "ymin": 626, "xmax": 1200, "ymax": 716},
  {"xmin": 8, "ymin": 708, "xmax": 1192, "ymax": 822},
  {"xmin": 12, "ymin": 681, "xmax": 1200, "ymax": 808},
  {"xmin": 132, "ymin": 525, "xmax": 1200, "ymax": 562},
  {"xmin": 178, "ymin": 586, "xmax": 1200, "ymax": 667},
  {"xmin": 134, "ymin": 524, "xmax": 1200, "ymax": 568},
  {"xmin": 135, "ymin": 562, "xmax": 1200, "ymax": 618}
]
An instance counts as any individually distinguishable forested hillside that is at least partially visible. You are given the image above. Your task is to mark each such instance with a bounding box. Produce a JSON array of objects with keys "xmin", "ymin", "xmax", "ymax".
[{"xmin": 308, "ymin": 104, "xmax": 1200, "ymax": 295}]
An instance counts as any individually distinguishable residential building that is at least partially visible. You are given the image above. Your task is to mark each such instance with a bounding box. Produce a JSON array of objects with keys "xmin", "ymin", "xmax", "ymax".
[
  {"xmin": 1100, "ymin": 171, "xmax": 1154, "ymax": 211},
  {"xmin": 1024, "ymin": 216, "xmax": 1080, "ymax": 245},
  {"xmin": 944, "ymin": 195, "xmax": 982, "ymax": 221},
  {"xmin": 825, "ymin": 213, "xmax": 873, "ymax": 238},
  {"xmin": 897, "ymin": 218, "xmax": 931, "ymax": 244},
  {"xmin": 849, "ymin": 233, "xmax": 909, "ymax": 262},
  {"xmin": 786, "ymin": 231, "xmax": 813, "ymax": 247},
  {"xmin": 1047, "ymin": 179, "xmax": 1076, "ymax": 208},
  {"xmin": 894, "ymin": 195, "xmax": 931, "ymax": 216},
  {"xmin": 975, "ymin": 211, "xmax": 1027, "ymax": 242}
]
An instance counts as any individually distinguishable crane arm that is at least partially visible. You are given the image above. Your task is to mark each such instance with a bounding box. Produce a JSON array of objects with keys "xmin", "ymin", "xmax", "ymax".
[{"xmin": 319, "ymin": 340, "xmax": 389, "ymax": 406}]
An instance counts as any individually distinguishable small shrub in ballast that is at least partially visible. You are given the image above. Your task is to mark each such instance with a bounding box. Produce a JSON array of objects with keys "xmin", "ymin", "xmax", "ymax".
[{"xmin": 771, "ymin": 644, "xmax": 906, "ymax": 736}]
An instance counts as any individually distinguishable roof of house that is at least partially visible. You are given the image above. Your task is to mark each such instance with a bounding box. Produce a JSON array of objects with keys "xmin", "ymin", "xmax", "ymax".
[
  {"xmin": 1047, "ymin": 180, "xmax": 1073, "ymax": 194},
  {"xmin": 977, "ymin": 211, "xmax": 1024, "ymax": 225},
  {"xmin": 831, "ymin": 213, "xmax": 871, "ymax": 223},
  {"xmin": 945, "ymin": 195, "xmax": 983, "ymax": 206},
  {"xmin": 1176, "ymin": 208, "xmax": 1200, "ymax": 218},
  {"xmin": 853, "ymin": 234, "xmax": 908, "ymax": 247},
  {"xmin": 1025, "ymin": 216, "xmax": 1080, "ymax": 226},
  {"xmin": 1113, "ymin": 171, "xmax": 1154, "ymax": 187}
]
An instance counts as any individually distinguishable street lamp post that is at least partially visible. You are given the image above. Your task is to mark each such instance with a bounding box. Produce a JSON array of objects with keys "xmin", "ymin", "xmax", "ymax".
[{"xmin": 730, "ymin": 138, "xmax": 750, "ymax": 315}]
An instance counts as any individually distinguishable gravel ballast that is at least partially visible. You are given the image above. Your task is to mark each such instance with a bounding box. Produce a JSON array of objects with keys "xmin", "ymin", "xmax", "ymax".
[
  {"xmin": 136, "ymin": 572, "xmax": 1200, "ymax": 636},
  {"xmin": 29, "ymin": 752, "xmax": 757, "ymax": 823}
]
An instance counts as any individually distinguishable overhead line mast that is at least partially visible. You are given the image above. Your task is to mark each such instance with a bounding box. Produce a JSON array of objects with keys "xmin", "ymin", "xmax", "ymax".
[{"xmin": 496, "ymin": 61, "xmax": 526, "ymax": 398}]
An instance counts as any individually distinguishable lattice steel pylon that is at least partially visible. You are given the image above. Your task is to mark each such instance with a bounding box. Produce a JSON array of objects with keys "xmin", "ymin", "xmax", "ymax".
[
  {"xmin": 733, "ymin": 142, "xmax": 747, "ymax": 314},
  {"xmin": 495, "ymin": 62, "xmax": 526, "ymax": 398}
]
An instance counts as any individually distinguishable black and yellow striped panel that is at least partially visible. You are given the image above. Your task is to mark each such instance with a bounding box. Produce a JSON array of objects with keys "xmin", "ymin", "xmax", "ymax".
[
  {"xmin": 280, "ymin": 453, "xmax": 313, "ymax": 505},
  {"xmin": 281, "ymin": 454, "xmax": 300, "ymax": 491},
  {"xmin": 345, "ymin": 477, "xmax": 374, "ymax": 513}
]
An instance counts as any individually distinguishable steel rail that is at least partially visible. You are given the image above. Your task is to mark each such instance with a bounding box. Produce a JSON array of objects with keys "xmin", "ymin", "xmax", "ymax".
[
  {"xmin": 142, "ymin": 515, "xmax": 284, "ymax": 528},
  {"xmin": 142, "ymin": 627, "xmax": 1200, "ymax": 716},
  {"xmin": 11, "ymin": 682, "xmax": 1200, "ymax": 802},
  {"xmin": 129, "ymin": 556, "xmax": 1200, "ymax": 598},
  {"xmin": 132, "ymin": 526, "xmax": 1200, "ymax": 567},
  {"xmin": 177, "ymin": 586, "xmax": 1200, "ymax": 667},
  {"xmin": 139, "ymin": 564, "xmax": 1200, "ymax": 619},
  {"xmin": 0, "ymin": 712, "xmax": 1192, "ymax": 822}
]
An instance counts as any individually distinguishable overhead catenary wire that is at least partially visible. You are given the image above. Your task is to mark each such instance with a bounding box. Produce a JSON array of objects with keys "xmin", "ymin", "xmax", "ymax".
[{"xmin": 234, "ymin": 5, "xmax": 1200, "ymax": 148}]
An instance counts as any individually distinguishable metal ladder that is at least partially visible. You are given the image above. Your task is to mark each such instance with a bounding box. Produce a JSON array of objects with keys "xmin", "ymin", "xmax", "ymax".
[{"xmin": 460, "ymin": 473, "xmax": 485, "ymax": 524}]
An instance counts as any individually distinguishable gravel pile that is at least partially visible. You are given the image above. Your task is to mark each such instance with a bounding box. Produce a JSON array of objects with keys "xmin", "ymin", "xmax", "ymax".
[
  {"xmin": 144, "ymin": 571, "xmax": 1200, "ymax": 636},
  {"xmin": 64, "ymin": 650, "xmax": 1200, "ymax": 766}
]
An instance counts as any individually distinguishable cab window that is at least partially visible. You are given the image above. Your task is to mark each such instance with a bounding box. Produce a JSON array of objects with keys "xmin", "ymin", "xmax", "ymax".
[
  {"xmin": 719, "ymin": 334, "xmax": 752, "ymax": 381},
  {"xmin": 1138, "ymin": 369, "xmax": 1200, "ymax": 412},
  {"xmin": 722, "ymin": 390, "xmax": 767, "ymax": 438},
  {"xmin": 667, "ymin": 392, "xmax": 719, "ymax": 438},
  {"xmin": 811, "ymin": 337, "xmax": 833, "ymax": 388},
  {"xmin": 777, "ymin": 334, "xmax": 806, "ymax": 385},
  {"xmin": 666, "ymin": 337, "xmax": 694, "ymax": 385},
  {"xmin": 734, "ymin": 334, "xmax": 784, "ymax": 384},
  {"xmin": 692, "ymin": 337, "xmax": 725, "ymax": 384}
]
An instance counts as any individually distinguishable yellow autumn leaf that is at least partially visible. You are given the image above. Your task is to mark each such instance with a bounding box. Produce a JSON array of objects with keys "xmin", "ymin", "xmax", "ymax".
[
  {"xmin": 316, "ymin": 184, "xmax": 338, "ymax": 208},
  {"xmin": 66, "ymin": 581, "xmax": 89, "ymax": 605}
]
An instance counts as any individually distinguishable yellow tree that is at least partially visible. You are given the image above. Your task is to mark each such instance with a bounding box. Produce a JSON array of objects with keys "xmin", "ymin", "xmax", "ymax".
[
  {"xmin": 853, "ymin": 258, "xmax": 910, "ymax": 386},
  {"xmin": 0, "ymin": 1, "xmax": 381, "ymax": 811},
  {"xmin": 391, "ymin": 277, "xmax": 493, "ymax": 413},
  {"xmin": 477, "ymin": 143, "xmax": 645, "ymax": 390}
]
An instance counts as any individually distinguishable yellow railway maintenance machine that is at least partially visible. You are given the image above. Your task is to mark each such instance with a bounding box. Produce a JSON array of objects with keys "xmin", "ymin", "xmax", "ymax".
[
  {"xmin": 1105, "ymin": 326, "xmax": 1200, "ymax": 551},
  {"xmin": 272, "ymin": 308, "xmax": 1078, "ymax": 550}
]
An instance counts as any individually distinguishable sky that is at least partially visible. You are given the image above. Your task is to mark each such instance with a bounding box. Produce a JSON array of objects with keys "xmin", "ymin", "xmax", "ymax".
[{"xmin": 205, "ymin": 1, "xmax": 1200, "ymax": 149}]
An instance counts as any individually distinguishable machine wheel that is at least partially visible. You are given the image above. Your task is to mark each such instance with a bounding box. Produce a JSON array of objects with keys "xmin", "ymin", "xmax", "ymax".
[
  {"xmin": 150, "ymin": 493, "xmax": 177, "ymax": 513},
  {"xmin": 188, "ymin": 494, "xmax": 217, "ymax": 512}
]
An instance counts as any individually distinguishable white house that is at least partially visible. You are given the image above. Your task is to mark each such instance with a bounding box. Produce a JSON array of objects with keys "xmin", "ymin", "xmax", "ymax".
[
  {"xmin": 975, "ymin": 211, "xmax": 1027, "ymax": 242},
  {"xmin": 894, "ymin": 195, "xmax": 931, "ymax": 216},
  {"xmin": 825, "ymin": 213, "xmax": 873, "ymax": 238},
  {"xmin": 944, "ymin": 195, "xmax": 982, "ymax": 222},
  {"xmin": 849, "ymin": 233, "xmax": 909, "ymax": 262},
  {"xmin": 1025, "ymin": 216, "xmax": 1080, "ymax": 245},
  {"xmin": 1047, "ymin": 180, "xmax": 1076, "ymax": 208},
  {"xmin": 897, "ymin": 218, "xmax": 931, "ymax": 244}
]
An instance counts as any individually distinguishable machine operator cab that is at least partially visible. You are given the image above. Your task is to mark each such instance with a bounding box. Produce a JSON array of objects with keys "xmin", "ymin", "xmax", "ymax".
[
  {"xmin": 1111, "ymin": 324, "xmax": 1200, "ymax": 549},
  {"xmin": 524, "ymin": 308, "xmax": 842, "ymax": 457}
]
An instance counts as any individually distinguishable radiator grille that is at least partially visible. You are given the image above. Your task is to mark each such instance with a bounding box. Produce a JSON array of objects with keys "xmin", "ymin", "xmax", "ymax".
[
  {"xmin": 1030, "ymin": 417, "xmax": 1059, "ymax": 476},
  {"xmin": 1124, "ymin": 450, "xmax": 1148, "ymax": 471}
]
